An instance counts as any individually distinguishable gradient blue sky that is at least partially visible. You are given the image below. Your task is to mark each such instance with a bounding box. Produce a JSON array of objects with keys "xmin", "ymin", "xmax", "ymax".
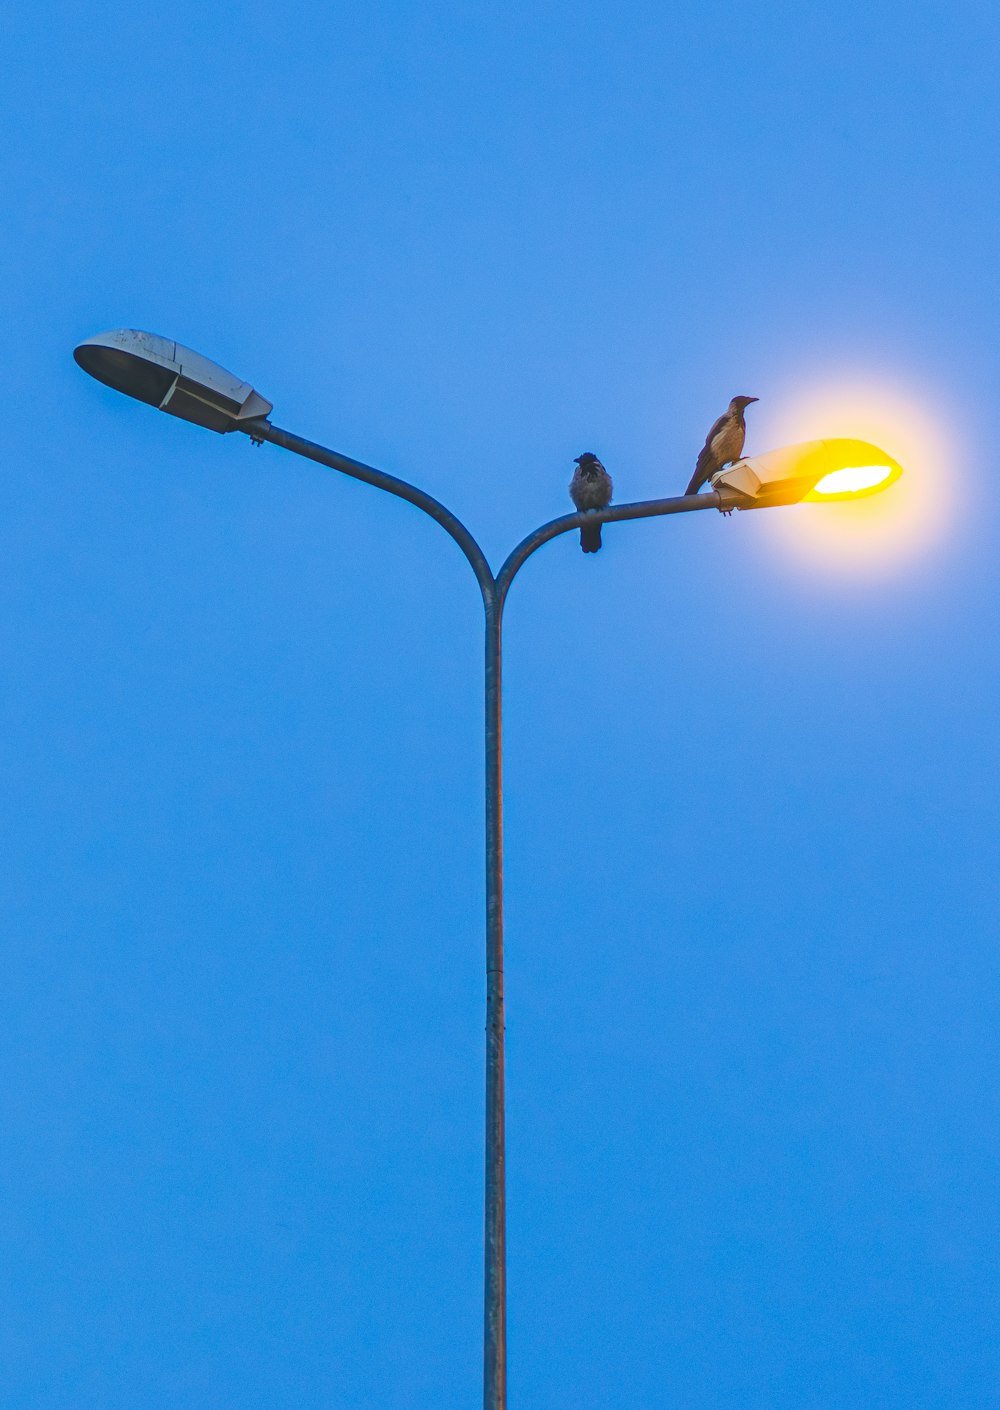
[{"xmin": 2, "ymin": 2, "xmax": 999, "ymax": 1407}]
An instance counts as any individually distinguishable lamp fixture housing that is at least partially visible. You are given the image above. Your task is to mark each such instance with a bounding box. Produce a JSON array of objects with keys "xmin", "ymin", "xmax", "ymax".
[
  {"xmin": 74, "ymin": 329, "xmax": 272, "ymax": 433},
  {"xmin": 712, "ymin": 438, "xmax": 903, "ymax": 508}
]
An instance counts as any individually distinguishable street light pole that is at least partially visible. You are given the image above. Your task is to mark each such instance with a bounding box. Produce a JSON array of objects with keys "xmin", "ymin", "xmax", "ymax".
[
  {"xmin": 74, "ymin": 328, "xmax": 901, "ymax": 1409},
  {"xmin": 236, "ymin": 417, "xmax": 735, "ymax": 1410}
]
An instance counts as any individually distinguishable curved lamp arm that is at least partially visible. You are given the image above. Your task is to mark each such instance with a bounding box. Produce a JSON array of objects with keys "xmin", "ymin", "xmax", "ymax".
[
  {"xmin": 242, "ymin": 419, "xmax": 496, "ymax": 604},
  {"xmin": 495, "ymin": 489, "xmax": 739, "ymax": 606}
]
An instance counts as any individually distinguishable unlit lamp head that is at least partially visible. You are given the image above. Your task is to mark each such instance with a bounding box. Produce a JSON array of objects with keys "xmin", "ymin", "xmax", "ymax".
[
  {"xmin": 73, "ymin": 329, "xmax": 272, "ymax": 433},
  {"xmin": 712, "ymin": 439, "xmax": 903, "ymax": 508}
]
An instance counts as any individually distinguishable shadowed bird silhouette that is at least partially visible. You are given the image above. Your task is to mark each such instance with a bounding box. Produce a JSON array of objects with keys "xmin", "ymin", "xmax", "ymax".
[
  {"xmin": 685, "ymin": 396, "xmax": 759, "ymax": 495},
  {"xmin": 569, "ymin": 453, "xmax": 613, "ymax": 553}
]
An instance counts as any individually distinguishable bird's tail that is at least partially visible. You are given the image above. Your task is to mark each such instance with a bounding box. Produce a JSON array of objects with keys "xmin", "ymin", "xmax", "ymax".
[{"xmin": 580, "ymin": 522, "xmax": 602, "ymax": 553}]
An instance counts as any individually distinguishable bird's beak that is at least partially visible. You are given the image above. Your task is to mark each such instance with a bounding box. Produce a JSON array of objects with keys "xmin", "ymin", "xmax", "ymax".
[{"xmin": 746, "ymin": 397, "xmax": 759, "ymax": 404}]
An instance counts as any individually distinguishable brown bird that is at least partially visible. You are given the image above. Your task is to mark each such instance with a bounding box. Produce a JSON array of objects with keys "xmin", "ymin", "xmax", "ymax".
[
  {"xmin": 685, "ymin": 395, "xmax": 759, "ymax": 495},
  {"xmin": 569, "ymin": 452, "xmax": 613, "ymax": 553}
]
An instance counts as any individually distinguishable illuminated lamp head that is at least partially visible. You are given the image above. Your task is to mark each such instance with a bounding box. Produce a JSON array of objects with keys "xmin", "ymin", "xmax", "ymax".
[{"xmin": 712, "ymin": 439, "xmax": 903, "ymax": 509}]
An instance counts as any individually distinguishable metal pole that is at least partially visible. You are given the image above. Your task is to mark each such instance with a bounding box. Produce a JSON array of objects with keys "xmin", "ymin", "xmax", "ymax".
[{"xmin": 483, "ymin": 589, "xmax": 506, "ymax": 1410}]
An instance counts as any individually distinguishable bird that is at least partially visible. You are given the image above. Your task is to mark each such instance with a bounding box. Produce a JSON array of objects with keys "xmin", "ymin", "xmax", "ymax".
[
  {"xmin": 685, "ymin": 395, "xmax": 759, "ymax": 495},
  {"xmin": 569, "ymin": 452, "xmax": 613, "ymax": 553}
]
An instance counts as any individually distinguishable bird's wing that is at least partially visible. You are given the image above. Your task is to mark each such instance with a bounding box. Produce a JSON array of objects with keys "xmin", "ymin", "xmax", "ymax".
[
  {"xmin": 685, "ymin": 412, "xmax": 729, "ymax": 493},
  {"xmin": 702, "ymin": 411, "xmax": 730, "ymax": 453}
]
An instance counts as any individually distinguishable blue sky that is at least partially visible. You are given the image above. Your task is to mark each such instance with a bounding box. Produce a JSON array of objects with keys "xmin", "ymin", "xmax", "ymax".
[{"xmin": 2, "ymin": 2, "xmax": 999, "ymax": 1406}]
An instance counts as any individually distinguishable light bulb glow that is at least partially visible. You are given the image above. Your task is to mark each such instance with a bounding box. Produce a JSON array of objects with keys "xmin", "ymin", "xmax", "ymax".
[
  {"xmin": 809, "ymin": 463, "xmax": 896, "ymax": 497},
  {"xmin": 758, "ymin": 375, "xmax": 958, "ymax": 575}
]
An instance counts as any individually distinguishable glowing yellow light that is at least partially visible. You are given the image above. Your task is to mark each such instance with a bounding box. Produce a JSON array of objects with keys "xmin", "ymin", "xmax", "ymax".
[
  {"xmin": 714, "ymin": 438, "xmax": 903, "ymax": 507},
  {"xmin": 754, "ymin": 375, "xmax": 959, "ymax": 577},
  {"xmin": 808, "ymin": 463, "xmax": 897, "ymax": 498}
]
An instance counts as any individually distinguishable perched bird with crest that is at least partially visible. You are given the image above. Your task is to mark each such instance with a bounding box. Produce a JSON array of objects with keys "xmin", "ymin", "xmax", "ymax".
[
  {"xmin": 569, "ymin": 452, "xmax": 613, "ymax": 553},
  {"xmin": 685, "ymin": 395, "xmax": 759, "ymax": 495}
]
